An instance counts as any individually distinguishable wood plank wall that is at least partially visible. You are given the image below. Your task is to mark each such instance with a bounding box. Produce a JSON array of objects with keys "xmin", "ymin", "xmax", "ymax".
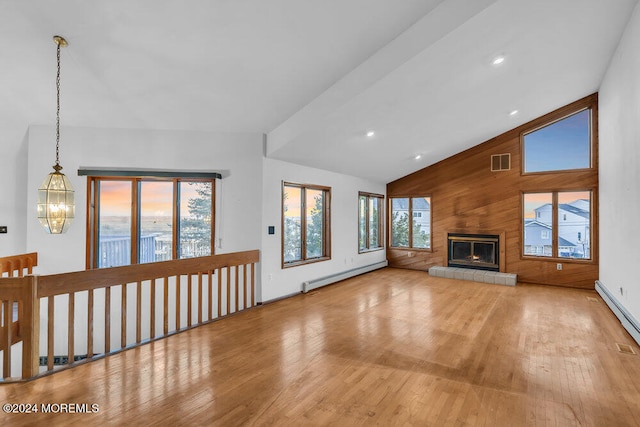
[{"xmin": 386, "ymin": 94, "xmax": 598, "ymax": 289}]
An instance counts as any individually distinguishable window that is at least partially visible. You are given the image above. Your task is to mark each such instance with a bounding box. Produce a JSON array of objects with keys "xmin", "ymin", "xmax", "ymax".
[
  {"xmin": 282, "ymin": 182, "xmax": 331, "ymax": 267},
  {"xmin": 523, "ymin": 109, "xmax": 591, "ymax": 173},
  {"xmin": 87, "ymin": 177, "xmax": 214, "ymax": 268},
  {"xmin": 359, "ymin": 193, "xmax": 384, "ymax": 253},
  {"xmin": 390, "ymin": 197, "xmax": 431, "ymax": 249},
  {"xmin": 523, "ymin": 191, "xmax": 591, "ymax": 259}
]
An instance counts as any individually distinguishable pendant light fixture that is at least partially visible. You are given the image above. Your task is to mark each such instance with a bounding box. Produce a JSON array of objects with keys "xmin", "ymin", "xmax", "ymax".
[{"xmin": 37, "ymin": 35, "xmax": 75, "ymax": 234}]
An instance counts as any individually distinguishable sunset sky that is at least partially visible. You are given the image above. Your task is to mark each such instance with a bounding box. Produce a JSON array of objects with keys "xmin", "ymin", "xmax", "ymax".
[
  {"xmin": 524, "ymin": 191, "xmax": 589, "ymax": 218},
  {"xmin": 523, "ymin": 193, "xmax": 552, "ymax": 218},
  {"xmin": 99, "ymin": 180, "xmax": 206, "ymax": 217},
  {"xmin": 283, "ymin": 186, "xmax": 323, "ymax": 218}
]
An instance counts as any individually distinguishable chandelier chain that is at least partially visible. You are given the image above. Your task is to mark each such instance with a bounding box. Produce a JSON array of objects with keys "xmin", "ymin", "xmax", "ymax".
[
  {"xmin": 56, "ymin": 43, "xmax": 60, "ymax": 166},
  {"xmin": 55, "ymin": 41, "xmax": 61, "ymax": 167}
]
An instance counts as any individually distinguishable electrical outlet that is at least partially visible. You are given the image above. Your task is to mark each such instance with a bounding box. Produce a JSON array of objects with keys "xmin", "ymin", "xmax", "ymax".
[
  {"xmin": 408, "ymin": 252, "xmax": 413, "ymax": 257},
  {"xmin": 556, "ymin": 263, "xmax": 562, "ymax": 270}
]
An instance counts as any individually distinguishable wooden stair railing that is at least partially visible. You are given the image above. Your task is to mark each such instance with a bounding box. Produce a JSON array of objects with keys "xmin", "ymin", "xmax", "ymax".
[
  {"xmin": 0, "ymin": 252, "xmax": 38, "ymax": 278},
  {"xmin": 0, "ymin": 250, "xmax": 259, "ymax": 381},
  {"xmin": 0, "ymin": 253, "xmax": 39, "ymax": 379}
]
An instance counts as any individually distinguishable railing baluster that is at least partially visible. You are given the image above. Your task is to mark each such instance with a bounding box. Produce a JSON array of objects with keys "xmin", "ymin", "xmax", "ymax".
[
  {"xmin": 208, "ymin": 270, "xmax": 213, "ymax": 321},
  {"xmin": 68, "ymin": 293, "xmax": 74, "ymax": 365},
  {"xmin": 136, "ymin": 281, "xmax": 142, "ymax": 344},
  {"xmin": 243, "ymin": 264, "xmax": 248, "ymax": 310},
  {"xmin": 150, "ymin": 279, "xmax": 156, "ymax": 339},
  {"xmin": 226, "ymin": 267, "xmax": 231, "ymax": 315},
  {"xmin": 27, "ymin": 256, "xmax": 34, "ymax": 275},
  {"xmin": 121, "ymin": 283, "xmax": 127, "ymax": 349},
  {"xmin": 105, "ymin": 286, "xmax": 111, "ymax": 353},
  {"xmin": 3, "ymin": 300, "xmax": 11, "ymax": 378},
  {"xmin": 197, "ymin": 272, "xmax": 203, "ymax": 324},
  {"xmin": 217, "ymin": 268, "xmax": 222, "ymax": 318},
  {"xmin": 175, "ymin": 275, "xmax": 180, "ymax": 330},
  {"xmin": 187, "ymin": 274, "xmax": 193, "ymax": 328},
  {"xmin": 88, "ymin": 289, "xmax": 94, "ymax": 358},
  {"xmin": 47, "ymin": 297, "xmax": 54, "ymax": 371},
  {"xmin": 235, "ymin": 266, "xmax": 239, "ymax": 313},
  {"xmin": 164, "ymin": 276, "xmax": 169, "ymax": 336},
  {"xmin": 251, "ymin": 263, "xmax": 255, "ymax": 307}
]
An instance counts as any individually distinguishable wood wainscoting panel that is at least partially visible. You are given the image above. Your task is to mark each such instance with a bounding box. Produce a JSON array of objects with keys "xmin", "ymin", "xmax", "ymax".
[{"xmin": 387, "ymin": 94, "xmax": 599, "ymax": 289}]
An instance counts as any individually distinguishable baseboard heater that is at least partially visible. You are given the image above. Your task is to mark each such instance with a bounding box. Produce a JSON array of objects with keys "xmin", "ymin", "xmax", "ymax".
[
  {"xmin": 596, "ymin": 280, "xmax": 640, "ymax": 346},
  {"xmin": 302, "ymin": 261, "xmax": 388, "ymax": 293}
]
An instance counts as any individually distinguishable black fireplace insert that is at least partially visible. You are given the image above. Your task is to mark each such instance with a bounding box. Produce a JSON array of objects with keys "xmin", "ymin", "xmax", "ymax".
[{"xmin": 447, "ymin": 233, "xmax": 499, "ymax": 271}]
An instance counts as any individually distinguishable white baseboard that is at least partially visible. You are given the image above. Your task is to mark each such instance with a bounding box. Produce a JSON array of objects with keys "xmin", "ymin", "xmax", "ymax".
[
  {"xmin": 302, "ymin": 261, "xmax": 388, "ymax": 293},
  {"xmin": 595, "ymin": 280, "xmax": 640, "ymax": 346}
]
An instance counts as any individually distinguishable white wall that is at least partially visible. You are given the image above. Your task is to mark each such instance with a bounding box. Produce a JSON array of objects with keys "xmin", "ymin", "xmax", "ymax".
[
  {"xmin": 26, "ymin": 125, "xmax": 264, "ymax": 274},
  {"xmin": 599, "ymin": 2, "xmax": 640, "ymax": 327},
  {"xmin": 0, "ymin": 129, "xmax": 29, "ymax": 256},
  {"xmin": 261, "ymin": 158, "xmax": 386, "ymax": 302}
]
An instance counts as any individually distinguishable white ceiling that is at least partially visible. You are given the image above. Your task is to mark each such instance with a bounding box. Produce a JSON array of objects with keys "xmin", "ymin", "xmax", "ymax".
[{"xmin": 2, "ymin": 0, "xmax": 638, "ymax": 183}]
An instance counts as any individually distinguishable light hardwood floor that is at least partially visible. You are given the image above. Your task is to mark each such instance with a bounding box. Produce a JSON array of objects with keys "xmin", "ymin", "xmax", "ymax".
[{"xmin": 1, "ymin": 268, "xmax": 639, "ymax": 426}]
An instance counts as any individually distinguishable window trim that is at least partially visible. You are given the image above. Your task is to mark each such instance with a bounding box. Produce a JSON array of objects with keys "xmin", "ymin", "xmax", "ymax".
[
  {"xmin": 281, "ymin": 181, "xmax": 332, "ymax": 268},
  {"xmin": 520, "ymin": 104, "xmax": 593, "ymax": 176},
  {"xmin": 86, "ymin": 176, "xmax": 215, "ymax": 269},
  {"xmin": 521, "ymin": 189, "xmax": 593, "ymax": 263},
  {"xmin": 358, "ymin": 192, "xmax": 385, "ymax": 254},
  {"xmin": 79, "ymin": 168, "xmax": 221, "ymax": 179},
  {"xmin": 388, "ymin": 195, "xmax": 432, "ymax": 251}
]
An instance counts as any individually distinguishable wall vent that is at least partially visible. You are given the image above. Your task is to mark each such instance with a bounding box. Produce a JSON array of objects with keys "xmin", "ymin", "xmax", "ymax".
[{"xmin": 491, "ymin": 153, "xmax": 511, "ymax": 171}]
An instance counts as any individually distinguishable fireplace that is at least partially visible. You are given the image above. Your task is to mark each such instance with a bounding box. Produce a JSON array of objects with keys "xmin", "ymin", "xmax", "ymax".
[{"xmin": 448, "ymin": 233, "xmax": 499, "ymax": 271}]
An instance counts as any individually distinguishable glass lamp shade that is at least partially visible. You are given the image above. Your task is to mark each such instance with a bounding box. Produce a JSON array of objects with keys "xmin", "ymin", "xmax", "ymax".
[{"xmin": 37, "ymin": 168, "xmax": 75, "ymax": 234}]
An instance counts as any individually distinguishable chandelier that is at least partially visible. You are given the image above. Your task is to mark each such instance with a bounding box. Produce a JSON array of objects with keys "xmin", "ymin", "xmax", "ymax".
[{"xmin": 37, "ymin": 35, "xmax": 75, "ymax": 234}]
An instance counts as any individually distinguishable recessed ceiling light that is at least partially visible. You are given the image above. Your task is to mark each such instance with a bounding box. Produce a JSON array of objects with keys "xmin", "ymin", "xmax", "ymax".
[
  {"xmin": 415, "ymin": 154, "xmax": 422, "ymax": 160},
  {"xmin": 366, "ymin": 131, "xmax": 375, "ymax": 137},
  {"xmin": 509, "ymin": 109, "xmax": 519, "ymax": 116},
  {"xmin": 492, "ymin": 55, "xmax": 505, "ymax": 66}
]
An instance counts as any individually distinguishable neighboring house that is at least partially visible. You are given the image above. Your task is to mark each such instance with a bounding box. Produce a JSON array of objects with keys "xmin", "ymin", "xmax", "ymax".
[
  {"xmin": 526, "ymin": 199, "xmax": 590, "ymax": 258},
  {"xmin": 524, "ymin": 220, "xmax": 576, "ymax": 257},
  {"xmin": 391, "ymin": 198, "xmax": 430, "ymax": 235}
]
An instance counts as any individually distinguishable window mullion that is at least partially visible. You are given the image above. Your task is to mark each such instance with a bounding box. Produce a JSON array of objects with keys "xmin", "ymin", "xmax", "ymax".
[
  {"xmin": 132, "ymin": 179, "xmax": 140, "ymax": 264},
  {"xmin": 552, "ymin": 192, "xmax": 558, "ymax": 258},
  {"xmin": 90, "ymin": 179, "xmax": 99, "ymax": 269},
  {"xmin": 365, "ymin": 196, "xmax": 371, "ymax": 250},
  {"xmin": 379, "ymin": 197, "xmax": 384, "ymax": 248},
  {"xmin": 173, "ymin": 179, "xmax": 179, "ymax": 260},
  {"xmin": 211, "ymin": 179, "xmax": 216, "ymax": 255},
  {"xmin": 300, "ymin": 188, "xmax": 307, "ymax": 261},
  {"xmin": 408, "ymin": 198, "xmax": 413, "ymax": 249},
  {"xmin": 324, "ymin": 189, "xmax": 330, "ymax": 258}
]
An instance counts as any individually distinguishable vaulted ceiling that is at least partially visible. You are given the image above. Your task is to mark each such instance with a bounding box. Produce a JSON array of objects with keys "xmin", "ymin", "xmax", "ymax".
[{"xmin": 2, "ymin": 0, "xmax": 638, "ymax": 183}]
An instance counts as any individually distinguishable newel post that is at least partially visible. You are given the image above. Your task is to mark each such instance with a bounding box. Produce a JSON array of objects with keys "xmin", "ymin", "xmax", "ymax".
[{"xmin": 21, "ymin": 275, "xmax": 40, "ymax": 379}]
